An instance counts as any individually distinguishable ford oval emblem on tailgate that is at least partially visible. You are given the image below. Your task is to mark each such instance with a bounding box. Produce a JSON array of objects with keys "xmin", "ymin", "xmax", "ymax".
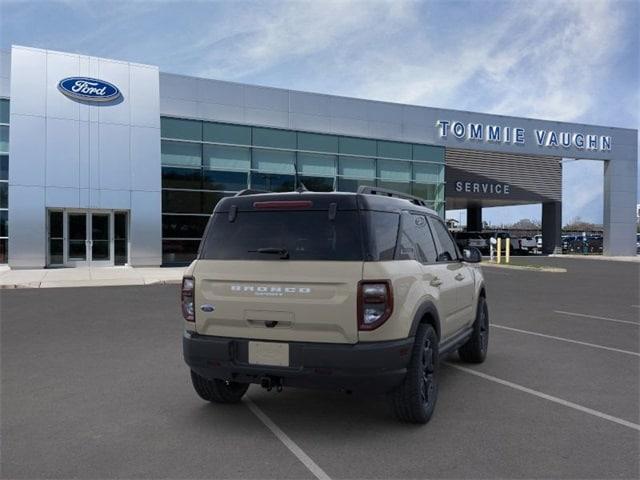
[{"xmin": 200, "ymin": 304, "xmax": 215, "ymax": 312}]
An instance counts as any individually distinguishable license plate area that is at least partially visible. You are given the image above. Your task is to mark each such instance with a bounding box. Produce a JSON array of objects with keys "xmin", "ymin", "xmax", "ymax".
[{"xmin": 248, "ymin": 341, "xmax": 290, "ymax": 367}]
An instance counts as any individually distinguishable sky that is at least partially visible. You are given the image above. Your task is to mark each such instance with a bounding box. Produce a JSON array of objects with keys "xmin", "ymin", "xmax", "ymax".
[{"xmin": 1, "ymin": 0, "xmax": 638, "ymax": 226}]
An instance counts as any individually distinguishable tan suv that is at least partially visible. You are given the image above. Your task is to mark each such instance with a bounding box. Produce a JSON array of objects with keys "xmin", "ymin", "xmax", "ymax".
[{"xmin": 182, "ymin": 187, "xmax": 488, "ymax": 423}]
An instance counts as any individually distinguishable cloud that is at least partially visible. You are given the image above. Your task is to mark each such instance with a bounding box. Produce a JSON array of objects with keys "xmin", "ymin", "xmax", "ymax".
[{"xmin": 1, "ymin": 0, "xmax": 636, "ymax": 224}]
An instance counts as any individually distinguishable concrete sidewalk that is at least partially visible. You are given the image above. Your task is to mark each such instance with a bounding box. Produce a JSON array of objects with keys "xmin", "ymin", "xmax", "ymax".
[{"xmin": 0, "ymin": 266, "xmax": 186, "ymax": 289}]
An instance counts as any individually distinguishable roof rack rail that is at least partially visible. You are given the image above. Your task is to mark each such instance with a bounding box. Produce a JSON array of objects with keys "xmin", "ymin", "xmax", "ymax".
[
  {"xmin": 356, "ymin": 186, "xmax": 428, "ymax": 207},
  {"xmin": 234, "ymin": 189, "xmax": 270, "ymax": 196}
]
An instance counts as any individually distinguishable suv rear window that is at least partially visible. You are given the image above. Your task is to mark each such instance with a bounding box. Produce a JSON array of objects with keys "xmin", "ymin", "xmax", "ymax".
[{"xmin": 200, "ymin": 210, "xmax": 363, "ymax": 261}]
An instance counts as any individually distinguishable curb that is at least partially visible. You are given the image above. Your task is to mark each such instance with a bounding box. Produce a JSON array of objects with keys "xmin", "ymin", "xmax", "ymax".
[
  {"xmin": 480, "ymin": 262, "xmax": 567, "ymax": 273},
  {"xmin": 0, "ymin": 279, "xmax": 183, "ymax": 289}
]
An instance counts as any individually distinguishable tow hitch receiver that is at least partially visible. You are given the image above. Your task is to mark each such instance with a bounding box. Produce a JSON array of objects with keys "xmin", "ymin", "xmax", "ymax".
[{"xmin": 260, "ymin": 376, "xmax": 283, "ymax": 392}]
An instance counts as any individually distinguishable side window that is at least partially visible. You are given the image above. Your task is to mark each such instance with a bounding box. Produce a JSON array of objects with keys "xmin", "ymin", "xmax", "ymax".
[
  {"xmin": 428, "ymin": 217, "xmax": 458, "ymax": 262},
  {"xmin": 396, "ymin": 212, "xmax": 437, "ymax": 263},
  {"xmin": 364, "ymin": 211, "xmax": 400, "ymax": 261}
]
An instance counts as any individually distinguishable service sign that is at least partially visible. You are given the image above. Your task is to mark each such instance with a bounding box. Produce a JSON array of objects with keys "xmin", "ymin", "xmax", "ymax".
[{"xmin": 58, "ymin": 77, "xmax": 121, "ymax": 102}]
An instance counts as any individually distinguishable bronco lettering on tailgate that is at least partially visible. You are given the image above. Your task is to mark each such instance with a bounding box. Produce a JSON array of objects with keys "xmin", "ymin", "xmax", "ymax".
[{"xmin": 230, "ymin": 285, "xmax": 312, "ymax": 296}]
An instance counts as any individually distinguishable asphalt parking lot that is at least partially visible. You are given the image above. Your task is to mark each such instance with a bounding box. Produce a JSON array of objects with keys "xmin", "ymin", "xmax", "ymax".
[{"xmin": 1, "ymin": 257, "xmax": 639, "ymax": 479}]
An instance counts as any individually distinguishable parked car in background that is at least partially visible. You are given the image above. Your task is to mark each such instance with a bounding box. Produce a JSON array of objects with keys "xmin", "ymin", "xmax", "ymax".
[{"xmin": 563, "ymin": 235, "xmax": 603, "ymax": 254}]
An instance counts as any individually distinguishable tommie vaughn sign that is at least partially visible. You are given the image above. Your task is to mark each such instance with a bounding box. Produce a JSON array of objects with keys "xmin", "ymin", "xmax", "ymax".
[
  {"xmin": 436, "ymin": 120, "xmax": 612, "ymax": 152},
  {"xmin": 58, "ymin": 77, "xmax": 121, "ymax": 102}
]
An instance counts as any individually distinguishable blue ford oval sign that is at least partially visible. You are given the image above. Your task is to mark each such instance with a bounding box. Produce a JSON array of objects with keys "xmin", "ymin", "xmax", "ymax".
[{"xmin": 58, "ymin": 77, "xmax": 121, "ymax": 102}]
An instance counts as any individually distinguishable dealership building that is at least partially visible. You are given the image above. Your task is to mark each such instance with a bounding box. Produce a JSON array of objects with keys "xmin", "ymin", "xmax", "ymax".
[{"xmin": 0, "ymin": 45, "xmax": 637, "ymax": 268}]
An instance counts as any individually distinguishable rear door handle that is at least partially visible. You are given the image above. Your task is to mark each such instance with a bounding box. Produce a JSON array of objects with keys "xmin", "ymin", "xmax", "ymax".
[
  {"xmin": 430, "ymin": 278, "xmax": 443, "ymax": 287},
  {"xmin": 455, "ymin": 273, "xmax": 465, "ymax": 281}
]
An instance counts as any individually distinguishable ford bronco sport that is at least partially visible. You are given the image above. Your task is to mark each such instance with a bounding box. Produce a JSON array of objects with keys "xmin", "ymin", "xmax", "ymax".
[{"xmin": 182, "ymin": 187, "xmax": 488, "ymax": 423}]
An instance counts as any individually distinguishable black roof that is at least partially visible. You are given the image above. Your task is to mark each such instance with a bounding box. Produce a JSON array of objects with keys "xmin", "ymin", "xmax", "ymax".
[{"xmin": 213, "ymin": 191, "xmax": 439, "ymax": 216}]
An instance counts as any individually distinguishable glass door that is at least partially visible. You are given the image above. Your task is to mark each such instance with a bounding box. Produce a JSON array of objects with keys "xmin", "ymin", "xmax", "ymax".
[
  {"xmin": 90, "ymin": 213, "xmax": 112, "ymax": 266},
  {"xmin": 66, "ymin": 212, "xmax": 89, "ymax": 267},
  {"xmin": 56, "ymin": 210, "xmax": 122, "ymax": 267}
]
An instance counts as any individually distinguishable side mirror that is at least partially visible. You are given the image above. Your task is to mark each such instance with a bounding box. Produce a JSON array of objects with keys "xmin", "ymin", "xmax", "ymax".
[{"xmin": 462, "ymin": 247, "xmax": 482, "ymax": 263}]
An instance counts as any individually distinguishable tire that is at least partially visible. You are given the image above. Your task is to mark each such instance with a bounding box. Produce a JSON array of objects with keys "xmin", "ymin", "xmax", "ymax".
[
  {"xmin": 458, "ymin": 296, "xmax": 489, "ymax": 363},
  {"xmin": 389, "ymin": 324, "xmax": 439, "ymax": 424},
  {"xmin": 190, "ymin": 370, "xmax": 249, "ymax": 404}
]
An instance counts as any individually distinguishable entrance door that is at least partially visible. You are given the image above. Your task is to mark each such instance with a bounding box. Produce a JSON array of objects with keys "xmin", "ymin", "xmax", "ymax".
[
  {"xmin": 66, "ymin": 212, "xmax": 89, "ymax": 266},
  {"xmin": 48, "ymin": 209, "xmax": 129, "ymax": 267},
  {"xmin": 90, "ymin": 213, "xmax": 112, "ymax": 266}
]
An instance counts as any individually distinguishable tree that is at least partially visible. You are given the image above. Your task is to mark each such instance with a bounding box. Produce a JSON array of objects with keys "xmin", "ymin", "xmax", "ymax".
[
  {"xmin": 563, "ymin": 216, "xmax": 601, "ymax": 232},
  {"xmin": 510, "ymin": 218, "xmax": 541, "ymax": 230}
]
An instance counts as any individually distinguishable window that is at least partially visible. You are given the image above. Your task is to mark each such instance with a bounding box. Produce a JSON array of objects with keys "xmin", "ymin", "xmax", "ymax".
[
  {"xmin": 162, "ymin": 190, "xmax": 202, "ymax": 214},
  {"xmin": 412, "ymin": 182, "xmax": 442, "ymax": 201},
  {"xmin": 378, "ymin": 160, "xmax": 411, "ymax": 182},
  {"xmin": 162, "ymin": 215, "xmax": 209, "ymax": 238},
  {"xmin": 0, "ymin": 155, "xmax": 7, "ymax": 180},
  {"xmin": 339, "ymin": 137, "xmax": 376, "ymax": 156},
  {"xmin": 162, "ymin": 239, "xmax": 201, "ymax": 264},
  {"xmin": 377, "ymin": 181, "xmax": 411, "ymax": 194},
  {"xmin": 0, "ymin": 210, "xmax": 7, "ymax": 237},
  {"xmin": 114, "ymin": 212, "xmax": 128, "ymax": 266},
  {"xmin": 250, "ymin": 173, "xmax": 295, "ymax": 192},
  {"xmin": 337, "ymin": 178, "xmax": 375, "ymax": 192},
  {"xmin": 338, "ymin": 156, "xmax": 375, "ymax": 179},
  {"xmin": 378, "ymin": 141, "xmax": 411, "ymax": 160},
  {"xmin": 162, "ymin": 167, "xmax": 201, "ymax": 190},
  {"xmin": 161, "ymin": 141, "xmax": 201, "ymax": 167},
  {"xmin": 203, "ymin": 122, "xmax": 250, "ymax": 145},
  {"xmin": 252, "ymin": 127, "xmax": 296, "ymax": 149},
  {"xmin": 0, "ymin": 183, "xmax": 7, "ymax": 208},
  {"xmin": 396, "ymin": 213, "xmax": 437, "ymax": 263},
  {"xmin": 297, "ymin": 132, "xmax": 338, "ymax": 153},
  {"xmin": 158, "ymin": 117, "xmax": 445, "ymax": 264},
  {"xmin": 162, "ymin": 191, "xmax": 231, "ymax": 215},
  {"xmin": 413, "ymin": 163, "xmax": 443, "ymax": 184},
  {"xmin": 0, "ymin": 100, "xmax": 8, "ymax": 264},
  {"xmin": 0, "ymin": 99, "xmax": 9, "ymax": 124},
  {"xmin": 298, "ymin": 176, "xmax": 334, "ymax": 192},
  {"xmin": 252, "ymin": 149, "xmax": 295, "ymax": 174},
  {"xmin": 413, "ymin": 144, "xmax": 445, "ymax": 163},
  {"xmin": 202, "ymin": 170, "xmax": 247, "ymax": 191},
  {"xmin": 203, "ymin": 145, "xmax": 250, "ymax": 171},
  {"xmin": 0, "ymin": 126, "xmax": 8, "ymax": 154},
  {"xmin": 297, "ymin": 153, "xmax": 336, "ymax": 177},
  {"xmin": 201, "ymin": 192, "xmax": 233, "ymax": 214},
  {"xmin": 0, "ymin": 209, "xmax": 8, "ymax": 263},
  {"xmin": 428, "ymin": 217, "xmax": 458, "ymax": 261},
  {"xmin": 363, "ymin": 211, "xmax": 399, "ymax": 261},
  {"xmin": 161, "ymin": 117, "xmax": 201, "ymax": 141},
  {"xmin": 0, "ymin": 239, "xmax": 6, "ymax": 263},
  {"xmin": 200, "ymin": 211, "xmax": 363, "ymax": 261}
]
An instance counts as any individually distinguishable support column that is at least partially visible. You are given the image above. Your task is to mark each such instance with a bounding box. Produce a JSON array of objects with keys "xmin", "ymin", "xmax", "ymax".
[
  {"xmin": 603, "ymin": 158, "xmax": 637, "ymax": 256},
  {"xmin": 542, "ymin": 201, "xmax": 562, "ymax": 254},
  {"xmin": 467, "ymin": 206, "xmax": 482, "ymax": 232}
]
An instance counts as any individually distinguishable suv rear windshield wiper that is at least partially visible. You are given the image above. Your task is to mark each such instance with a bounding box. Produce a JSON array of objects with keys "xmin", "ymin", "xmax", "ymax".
[{"xmin": 248, "ymin": 247, "xmax": 290, "ymax": 259}]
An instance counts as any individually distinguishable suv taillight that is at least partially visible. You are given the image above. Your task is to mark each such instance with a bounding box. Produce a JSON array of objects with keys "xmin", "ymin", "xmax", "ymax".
[
  {"xmin": 181, "ymin": 277, "xmax": 195, "ymax": 322},
  {"xmin": 358, "ymin": 280, "xmax": 393, "ymax": 331}
]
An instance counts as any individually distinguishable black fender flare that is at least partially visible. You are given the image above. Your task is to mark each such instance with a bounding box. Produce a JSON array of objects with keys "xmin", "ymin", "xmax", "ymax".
[{"xmin": 409, "ymin": 301, "xmax": 441, "ymax": 340}]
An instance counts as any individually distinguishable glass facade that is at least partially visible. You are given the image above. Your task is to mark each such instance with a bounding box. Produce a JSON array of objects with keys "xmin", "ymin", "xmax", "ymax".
[
  {"xmin": 160, "ymin": 116, "xmax": 445, "ymax": 265},
  {"xmin": 0, "ymin": 99, "xmax": 8, "ymax": 264}
]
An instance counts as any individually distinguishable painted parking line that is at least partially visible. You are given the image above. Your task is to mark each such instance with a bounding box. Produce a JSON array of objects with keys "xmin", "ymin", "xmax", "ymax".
[
  {"xmin": 492, "ymin": 324, "xmax": 640, "ymax": 357},
  {"xmin": 246, "ymin": 396, "xmax": 331, "ymax": 480},
  {"xmin": 554, "ymin": 310, "xmax": 639, "ymax": 326},
  {"xmin": 446, "ymin": 363, "xmax": 640, "ymax": 432}
]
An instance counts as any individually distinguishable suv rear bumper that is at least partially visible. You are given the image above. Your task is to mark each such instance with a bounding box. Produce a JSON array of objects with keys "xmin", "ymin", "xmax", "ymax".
[{"xmin": 183, "ymin": 331, "xmax": 414, "ymax": 393}]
